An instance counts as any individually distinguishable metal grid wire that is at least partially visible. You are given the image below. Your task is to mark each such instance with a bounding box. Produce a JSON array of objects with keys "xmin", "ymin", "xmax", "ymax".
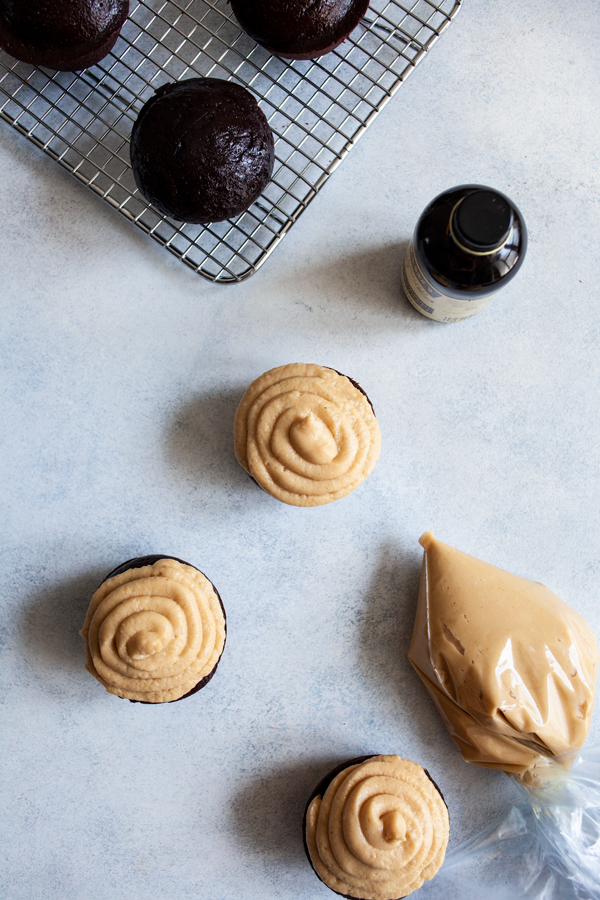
[{"xmin": 0, "ymin": 0, "xmax": 461, "ymax": 282}]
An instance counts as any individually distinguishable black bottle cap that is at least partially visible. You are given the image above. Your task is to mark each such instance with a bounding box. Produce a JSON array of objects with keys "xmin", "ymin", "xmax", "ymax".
[{"xmin": 452, "ymin": 189, "xmax": 514, "ymax": 252}]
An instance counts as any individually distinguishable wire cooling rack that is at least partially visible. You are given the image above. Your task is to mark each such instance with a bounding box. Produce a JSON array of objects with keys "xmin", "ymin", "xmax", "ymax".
[{"xmin": 0, "ymin": 0, "xmax": 461, "ymax": 282}]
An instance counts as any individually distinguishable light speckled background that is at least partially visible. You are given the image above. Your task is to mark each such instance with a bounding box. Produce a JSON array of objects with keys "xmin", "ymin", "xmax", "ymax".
[{"xmin": 1, "ymin": 1, "xmax": 599, "ymax": 897}]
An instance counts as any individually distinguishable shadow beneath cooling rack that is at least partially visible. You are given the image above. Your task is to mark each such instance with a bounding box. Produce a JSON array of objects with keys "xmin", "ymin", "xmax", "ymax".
[{"xmin": 0, "ymin": 121, "xmax": 191, "ymax": 276}]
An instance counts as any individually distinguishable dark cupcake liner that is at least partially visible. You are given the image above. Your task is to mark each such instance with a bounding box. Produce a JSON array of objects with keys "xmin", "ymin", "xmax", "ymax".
[
  {"xmin": 302, "ymin": 754, "xmax": 447, "ymax": 900},
  {"xmin": 99, "ymin": 554, "xmax": 227, "ymax": 704},
  {"xmin": 332, "ymin": 369, "xmax": 376, "ymax": 415}
]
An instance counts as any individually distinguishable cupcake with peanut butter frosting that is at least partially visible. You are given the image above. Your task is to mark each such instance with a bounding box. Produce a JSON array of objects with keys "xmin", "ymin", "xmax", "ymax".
[
  {"xmin": 80, "ymin": 555, "xmax": 226, "ymax": 703},
  {"xmin": 234, "ymin": 363, "xmax": 381, "ymax": 507},
  {"xmin": 304, "ymin": 755, "xmax": 449, "ymax": 900}
]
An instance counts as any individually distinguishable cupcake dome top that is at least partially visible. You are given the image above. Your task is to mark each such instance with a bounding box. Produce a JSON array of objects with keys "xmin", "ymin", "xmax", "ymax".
[
  {"xmin": 130, "ymin": 77, "xmax": 275, "ymax": 224},
  {"xmin": 230, "ymin": 0, "xmax": 370, "ymax": 60},
  {"xmin": 0, "ymin": 0, "xmax": 129, "ymax": 70}
]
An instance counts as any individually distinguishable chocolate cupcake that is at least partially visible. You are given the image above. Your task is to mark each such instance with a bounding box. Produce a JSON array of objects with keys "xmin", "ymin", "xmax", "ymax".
[
  {"xmin": 234, "ymin": 363, "xmax": 381, "ymax": 507},
  {"xmin": 80, "ymin": 555, "xmax": 226, "ymax": 704},
  {"xmin": 230, "ymin": 0, "xmax": 370, "ymax": 60},
  {"xmin": 0, "ymin": 0, "xmax": 129, "ymax": 71},
  {"xmin": 130, "ymin": 78, "xmax": 275, "ymax": 224},
  {"xmin": 304, "ymin": 755, "xmax": 449, "ymax": 900}
]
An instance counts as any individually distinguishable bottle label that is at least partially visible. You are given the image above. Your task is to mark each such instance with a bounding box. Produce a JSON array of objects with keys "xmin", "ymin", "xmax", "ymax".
[{"xmin": 401, "ymin": 240, "xmax": 496, "ymax": 323}]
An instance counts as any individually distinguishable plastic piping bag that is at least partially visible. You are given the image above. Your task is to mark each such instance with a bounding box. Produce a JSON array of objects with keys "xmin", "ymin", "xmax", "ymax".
[
  {"xmin": 408, "ymin": 533, "xmax": 599, "ymax": 899},
  {"xmin": 430, "ymin": 748, "xmax": 600, "ymax": 899}
]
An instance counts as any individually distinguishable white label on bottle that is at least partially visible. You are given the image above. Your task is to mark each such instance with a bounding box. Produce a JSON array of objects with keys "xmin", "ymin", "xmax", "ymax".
[{"xmin": 401, "ymin": 239, "xmax": 496, "ymax": 323}]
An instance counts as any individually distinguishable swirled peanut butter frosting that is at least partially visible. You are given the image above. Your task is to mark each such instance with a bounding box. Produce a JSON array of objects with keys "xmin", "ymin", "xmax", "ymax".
[
  {"xmin": 80, "ymin": 558, "xmax": 226, "ymax": 703},
  {"xmin": 409, "ymin": 532, "xmax": 599, "ymax": 778},
  {"xmin": 234, "ymin": 363, "xmax": 381, "ymax": 507},
  {"xmin": 305, "ymin": 756, "xmax": 449, "ymax": 900}
]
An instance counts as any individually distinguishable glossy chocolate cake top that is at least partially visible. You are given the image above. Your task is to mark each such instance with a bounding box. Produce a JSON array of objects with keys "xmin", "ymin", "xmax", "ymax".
[
  {"xmin": 0, "ymin": 0, "xmax": 129, "ymax": 71},
  {"xmin": 230, "ymin": 0, "xmax": 370, "ymax": 60},
  {"xmin": 130, "ymin": 77, "xmax": 275, "ymax": 225}
]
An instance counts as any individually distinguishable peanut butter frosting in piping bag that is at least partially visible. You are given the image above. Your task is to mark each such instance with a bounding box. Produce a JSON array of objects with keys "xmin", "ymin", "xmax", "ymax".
[
  {"xmin": 408, "ymin": 532, "xmax": 598, "ymax": 779},
  {"xmin": 305, "ymin": 755, "xmax": 449, "ymax": 899},
  {"xmin": 81, "ymin": 558, "xmax": 226, "ymax": 703},
  {"xmin": 234, "ymin": 363, "xmax": 381, "ymax": 507}
]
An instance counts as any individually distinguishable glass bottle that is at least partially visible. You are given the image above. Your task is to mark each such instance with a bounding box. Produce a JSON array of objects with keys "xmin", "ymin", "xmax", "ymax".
[{"xmin": 402, "ymin": 184, "xmax": 527, "ymax": 323}]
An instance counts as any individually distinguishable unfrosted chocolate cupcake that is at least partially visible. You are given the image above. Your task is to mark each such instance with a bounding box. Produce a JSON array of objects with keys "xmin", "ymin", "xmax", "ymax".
[
  {"xmin": 130, "ymin": 77, "xmax": 275, "ymax": 224},
  {"xmin": 234, "ymin": 363, "xmax": 381, "ymax": 507},
  {"xmin": 80, "ymin": 555, "xmax": 226, "ymax": 704},
  {"xmin": 304, "ymin": 755, "xmax": 449, "ymax": 900},
  {"xmin": 0, "ymin": 0, "xmax": 129, "ymax": 71},
  {"xmin": 230, "ymin": 0, "xmax": 370, "ymax": 60}
]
